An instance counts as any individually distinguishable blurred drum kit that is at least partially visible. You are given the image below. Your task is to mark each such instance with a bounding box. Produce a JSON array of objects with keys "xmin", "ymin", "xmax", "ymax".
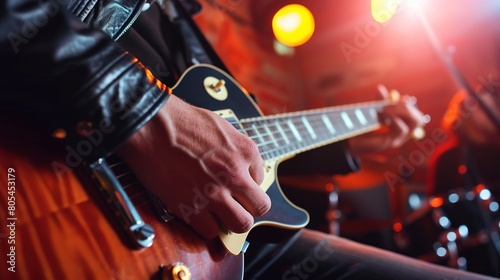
[{"xmin": 396, "ymin": 184, "xmax": 500, "ymax": 276}]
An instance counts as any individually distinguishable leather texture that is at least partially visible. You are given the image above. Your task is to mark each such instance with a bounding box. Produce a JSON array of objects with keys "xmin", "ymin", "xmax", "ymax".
[{"xmin": 0, "ymin": 0, "xmax": 170, "ymax": 163}]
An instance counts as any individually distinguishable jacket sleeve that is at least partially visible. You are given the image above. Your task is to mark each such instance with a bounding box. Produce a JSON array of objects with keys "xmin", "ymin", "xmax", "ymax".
[
  {"xmin": 278, "ymin": 141, "xmax": 360, "ymax": 176},
  {"xmin": 0, "ymin": 0, "xmax": 170, "ymax": 164}
]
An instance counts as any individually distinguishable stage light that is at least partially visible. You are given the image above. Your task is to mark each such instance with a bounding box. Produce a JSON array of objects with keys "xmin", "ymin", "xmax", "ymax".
[
  {"xmin": 490, "ymin": 202, "xmax": 499, "ymax": 212},
  {"xmin": 272, "ymin": 4, "xmax": 315, "ymax": 47},
  {"xmin": 446, "ymin": 231, "xmax": 457, "ymax": 242},
  {"xmin": 479, "ymin": 189, "xmax": 492, "ymax": 201},
  {"xmin": 438, "ymin": 216, "xmax": 451, "ymax": 229},
  {"xmin": 371, "ymin": 0, "xmax": 401, "ymax": 23},
  {"xmin": 458, "ymin": 164, "xmax": 467, "ymax": 175},
  {"xmin": 458, "ymin": 225, "xmax": 469, "ymax": 238},
  {"xmin": 429, "ymin": 196, "xmax": 444, "ymax": 208},
  {"xmin": 465, "ymin": 191, "xmax": 475, "ymax": 201},
  {"xmin": 393, "ymin": 222, "xmax": 403, "ymax": 232},
  {"xmin": 324, "ymin": 183, "xmax": 335, "ymax": 192},
  {"xmin": 408, "ymin": 193, "xmax": 422, "ymax": 210},
  {"xmin": 435, "ymin": 247, "xmax": 446, "ymax": 257},
  {"xmin": 448, "ymin": 193, "xmax": 459, "ymax": 203}
]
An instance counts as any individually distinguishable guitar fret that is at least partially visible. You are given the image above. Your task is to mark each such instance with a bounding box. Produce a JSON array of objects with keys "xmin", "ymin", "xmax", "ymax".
[
  {"xmin": 287, "ymin": 119, "xmax": 303, "ymax": 142},
  {"xmin": 369, "ymin": 108, "xmax": 378, "ymax": 119},
  {"xmin": 322, "ymin": 114, "xmax": 336, "ymax": 134},
  {"xmin": 301, "ymin": 116, "xmax": 317, "ymax": 139},
  {"xmin": 355, "ymin": 109, "xmax": 367, "ymax": 125},
  {"xmin": 275, "ymin": 120, "xmax": 290, "ymax": 145},
  {"xmin": 340, "ymin": 112, "xmax": 354, "ymax": 129},
  {"xmin": 252, "ymin": 124, "xmax": 264, "ymax": 145},
  {"xmin": 263, "ymin": 123, "xmax": 279, "ymax": 147}
]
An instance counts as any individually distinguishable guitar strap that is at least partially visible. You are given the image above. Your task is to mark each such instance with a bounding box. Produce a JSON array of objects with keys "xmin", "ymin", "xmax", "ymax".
[{"xmin": 164, "ymin": 0, "xmax": 233, "ymax": 76}]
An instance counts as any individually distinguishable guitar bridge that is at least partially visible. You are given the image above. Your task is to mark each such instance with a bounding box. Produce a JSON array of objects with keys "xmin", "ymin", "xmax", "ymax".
[{"xmin": 90, "ymin": 158, "xmax": 155, "ymax": 248}]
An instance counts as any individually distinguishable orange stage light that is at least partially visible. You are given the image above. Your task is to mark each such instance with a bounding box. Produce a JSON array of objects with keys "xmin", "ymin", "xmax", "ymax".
[
  {"xmin": 429, "ymin": 196, "xmax": 444, "ymax": 208},
  {"xmin": 272, "ymin": 4, "xmax": 315, "ymax": 47}
]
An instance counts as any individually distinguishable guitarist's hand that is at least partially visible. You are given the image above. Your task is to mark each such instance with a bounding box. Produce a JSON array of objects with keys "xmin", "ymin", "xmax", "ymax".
[
  {"xmin": 348, "ymin": 88, "xmax": 427, "ymax": 156},
  {"xmin": 116, "ymin": 95, "xmax": 271, "ymax": 239}
]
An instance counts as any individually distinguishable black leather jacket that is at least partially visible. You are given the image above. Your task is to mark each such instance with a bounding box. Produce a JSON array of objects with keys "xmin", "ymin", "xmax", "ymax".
[{"xmin": 0, "ymin": 0, "xmax": 167, "ymax": 164}]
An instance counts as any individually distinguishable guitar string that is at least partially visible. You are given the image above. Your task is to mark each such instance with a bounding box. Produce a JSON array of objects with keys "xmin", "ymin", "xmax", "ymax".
[
  {"xmin": 235, "ymin": 101, "xmax": 388, "ymax": 125},
  {"xmin": 232, "ymin": 112, "xmax": 381, "ymax": 159},
  {"xmin": 111, "ymin": 171, "xmax": 153, "ymax": 208},
  {"xmin": 237, "ymin": 115, "xmax": 352, "ymax": 136},
  {"xmin": 239, "ymin": 116, "xmax": 378, "ymax": 143},
  {"xmin": 233, "ymin": 112, "xmax": 378, "ymax": 144},
  {"xmin": 233, "ymin": 108, "xmax": 381, "ymax": 148},
  {"xmin": 257, "ymin": 125, "xmax": 381, "ymax": 160},
  {"xmin": 233, "ymin": 105, "xmax": 382, "ymax": 134}
]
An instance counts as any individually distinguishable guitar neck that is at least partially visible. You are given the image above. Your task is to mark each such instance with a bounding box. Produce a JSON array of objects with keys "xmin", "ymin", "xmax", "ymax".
[{"xmin": 239, "ymin": 100, "xmax": 390, "ymax": 161}]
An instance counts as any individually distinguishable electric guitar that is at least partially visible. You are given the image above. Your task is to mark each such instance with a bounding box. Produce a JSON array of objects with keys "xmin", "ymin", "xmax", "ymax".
[{"xmin": 0, "ymin": 64, "xmax": 391, "ymax": 279}]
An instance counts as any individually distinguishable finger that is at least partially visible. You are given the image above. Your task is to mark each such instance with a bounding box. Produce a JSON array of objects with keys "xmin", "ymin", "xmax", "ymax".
[
  {"xmin": 382, "ymin": 104, "xmax": 427, "ymax": 142},
  {"xmin": 211, "ymin": 194, "xmax": 256, "ymax": 234},
  {"xmin": 376, "ymin": 85, "xmax": 402, "ymax": 102},
  {"xmin": 248, "ymin": 156, "xmax": 265, "ymax": 185},
  {"xmin": 231, "ymin": 173, "xmax": 271, "ymax": 218},
  {"xmin": 388, "ymin": 117, "xmax": 410, "ymax": 147},
  {"xmin": 376, "ymin": 84, "xmax": 390, "ymax": 100},
  {"xmin": 400, "ymin": 95, "xmax": 429, "ymax": 128},
  {"xmin": 382, "ymin": 102, "xmax": 424, "ymax": 130}
]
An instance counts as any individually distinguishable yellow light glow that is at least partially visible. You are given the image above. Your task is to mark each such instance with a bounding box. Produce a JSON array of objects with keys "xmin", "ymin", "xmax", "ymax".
[
  {"xmin": 371, "ymin": 0, "xmax": 401, "ymax": 23},
  {"xmin": 272, "ymin": 4, "xmax": 315, "ymax": 47}
]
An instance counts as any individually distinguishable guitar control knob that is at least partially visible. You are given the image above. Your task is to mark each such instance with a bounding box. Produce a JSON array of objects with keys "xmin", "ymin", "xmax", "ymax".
[
  {"xmin": 163, "ymin": 263, "xmax": 191, "ymax": 280},
  {"xmin": 211, "ymin": 79, "xmax": 226, "ymax": 92},
  {"xmin": 203, "ymin": 76, "xmax": 228, "ymax": 101}
]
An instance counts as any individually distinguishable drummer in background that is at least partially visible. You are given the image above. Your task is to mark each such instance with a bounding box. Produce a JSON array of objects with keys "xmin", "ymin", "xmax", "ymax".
[
  {"xmin": 426, "ymin": 82, "xmax": 500, "ymax": 199},
  {"xmin": 424, "ymin": 80, "xmax": 500, "ymax": 276}
]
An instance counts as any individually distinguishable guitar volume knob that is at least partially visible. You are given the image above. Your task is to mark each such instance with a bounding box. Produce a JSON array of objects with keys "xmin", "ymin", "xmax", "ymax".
[{"xmin": 162, "ymin": 262, "xmax": 191, "ymax": 280}]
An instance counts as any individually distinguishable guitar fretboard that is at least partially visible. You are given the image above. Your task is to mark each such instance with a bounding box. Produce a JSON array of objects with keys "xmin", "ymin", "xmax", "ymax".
[{"xmin": 234, "ymin": 101, "xmax": 389, "ymax": 161}]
